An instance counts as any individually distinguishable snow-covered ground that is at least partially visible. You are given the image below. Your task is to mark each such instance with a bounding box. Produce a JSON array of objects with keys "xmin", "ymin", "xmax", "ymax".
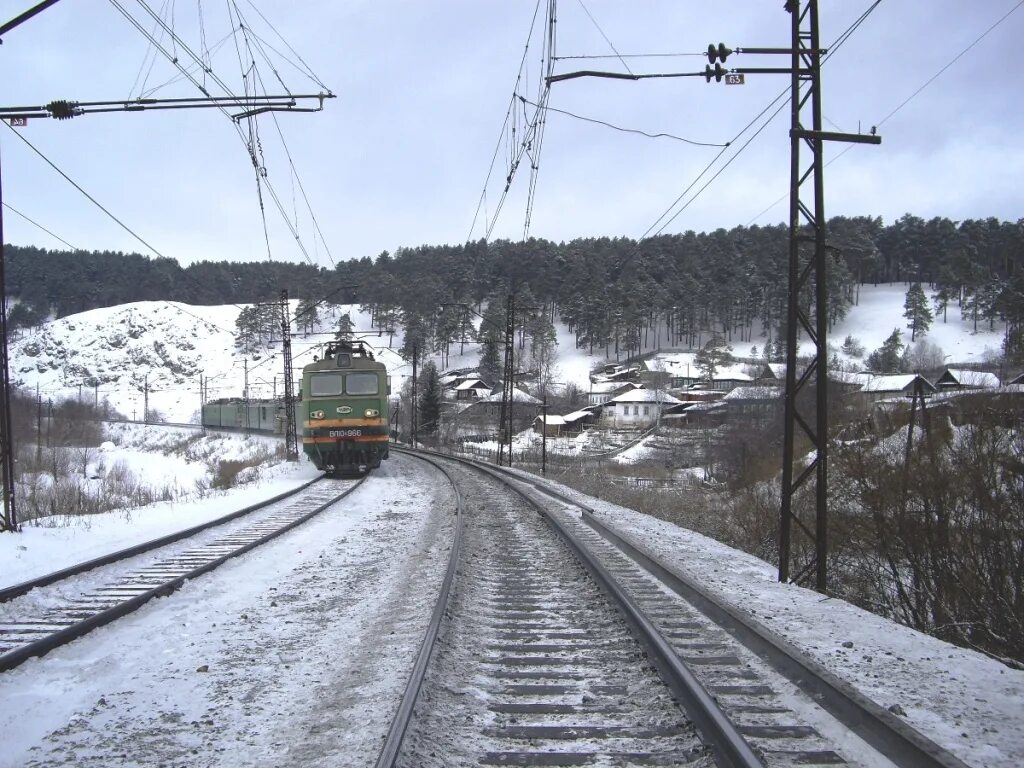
[
  {"xmin": 0, "ymin": 429, "xmax": 1020, "ymax": 765},
  {"xmin": 0, "ymin": 454, "xmax": 454, "ymax": 768}
]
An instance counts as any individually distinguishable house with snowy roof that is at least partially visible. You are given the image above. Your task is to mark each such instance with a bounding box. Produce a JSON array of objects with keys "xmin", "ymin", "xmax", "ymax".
[
  {"xmin": 589, "ymin": 380, "xmax": 642, "ymax": 406},
  {"xmin": 851, "ymin": 373, "xmax": 936, "ymax": 405},
  {"xmin": 532, "ymin": 413, "xmax": 566, "ymax": 437},
  {"xmin": 934, "ymin": 368, "xmax": 1000, "ymax": 391},
  {"xmin": 606, "ymin": 388, "xmax": 683, "ymax": 428},
  {"xmin": 458, "ymin": 388, "xmax": 543, "ymax": 434},
  {"xmin": 453, "ymin": 378, "xmax": 492, "ymax": 400},
  {"xmin": 722, "ymin": 385, "xmax": 784, "ymax": 423}
]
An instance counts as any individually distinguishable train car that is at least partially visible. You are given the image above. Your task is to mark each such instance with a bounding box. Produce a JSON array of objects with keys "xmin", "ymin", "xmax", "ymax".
[
  {"xmin": 301, "ymin": 340, "xmax": 390, "ymax": 475},
  {"xmin": 201, "ymin": 398, "xmax": 299, "ymax": 434}
]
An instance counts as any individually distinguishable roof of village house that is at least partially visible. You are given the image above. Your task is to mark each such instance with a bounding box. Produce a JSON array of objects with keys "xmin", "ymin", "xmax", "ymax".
[
  {"xmin": 455, "ymin": 378, "xmax": 490, "ymax": 390},
  {"xmin": 939, "ymin": 368, "xmax": 1000, "ymax": 388},
  {"xmin": 534, "ymin": 414, "xmax": 567, "ymax": 426},
  {"xmin": 562, "ymin": 408, "xmax": 598, "ymax": 423},
  {"xmin": 610, "ymin": 388, "xmax": 683, "ymax": 405},
  {"xmin": 642, "ymin": 352, "xmax": 752, "ymax": 383},
  {"xmin": 480, "ymin": 389, "xmax": 542, "ymax": 404},
  {"xmin": 590, "ymin": 380, "xmax": 641, "ymax": 394},
  {"xmin": 858, "ymin": 373, "xmax": 936, "ymax": 393},
  {"xmin": 723, "ymin": 386, "xmax": 783, "ymax": 401}
]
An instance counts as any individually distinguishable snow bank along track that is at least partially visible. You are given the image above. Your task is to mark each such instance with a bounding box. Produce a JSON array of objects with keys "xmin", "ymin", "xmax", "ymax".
[
  {"xmin": 0, "ymin": 477, "xmax": 363, "ymax": 672},
  {"xmin": 388, "ymin": 447, "xmax": 969, "ymax": 768}
]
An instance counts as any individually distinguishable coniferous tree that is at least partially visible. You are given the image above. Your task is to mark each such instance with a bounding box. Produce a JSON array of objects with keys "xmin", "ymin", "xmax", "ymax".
[
  {"xmin": 694, "ymin": 336, "xmax": 733, "ymax": 381},
  {"xmin": 866, "ymin": 328, "xmax": 905, "ymax": 373},
  {"xmin": 335, "ymin": 312, "xmax": 354, "ymax": 341},
  {"xmin": 417, "ymin": 361, "xmax": 441, "ymax": 435},
  {"xmin": 903, "ymin": 282, "xmax": 933, "ymax": 341}
]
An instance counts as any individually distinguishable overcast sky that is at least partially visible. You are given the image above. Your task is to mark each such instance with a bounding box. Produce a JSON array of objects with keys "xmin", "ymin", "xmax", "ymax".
[{"xmin": 1, "ymin": 1, "xmax": 1021, "ymax": 269}]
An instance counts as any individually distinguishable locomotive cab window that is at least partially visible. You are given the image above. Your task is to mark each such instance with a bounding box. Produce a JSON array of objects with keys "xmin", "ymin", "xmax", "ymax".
[
  {"xmin": 309, "ymin": 372, "xmax": 344, "ymax": 397},
  {"xmin": 345, "ymin": 372, "xmax": 379, "ymax": 395}
]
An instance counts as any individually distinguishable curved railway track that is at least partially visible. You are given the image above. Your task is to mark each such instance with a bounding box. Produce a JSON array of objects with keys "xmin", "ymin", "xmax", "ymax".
[
  {"xmin": 0, "ymin": 477, "xmax": 364, "ymax": 673},
  {"xmin": 382, "ymin": 447, "xmax": 969, "ymax": 768}
]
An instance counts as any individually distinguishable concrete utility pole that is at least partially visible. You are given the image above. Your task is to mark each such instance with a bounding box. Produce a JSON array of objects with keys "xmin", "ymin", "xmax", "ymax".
[
  {"xmin": 279, "ymin": 290, "xmax": 298, "ymax": 461},
  {"xmin": 497, "ymin": 294, "xmax": 516, "ymax": 467}
]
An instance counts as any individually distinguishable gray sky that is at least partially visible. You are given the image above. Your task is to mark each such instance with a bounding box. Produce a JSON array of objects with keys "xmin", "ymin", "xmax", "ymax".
[{"xmin": 1, "ymin": 1, "xmax": 1022, "ymax": 268}]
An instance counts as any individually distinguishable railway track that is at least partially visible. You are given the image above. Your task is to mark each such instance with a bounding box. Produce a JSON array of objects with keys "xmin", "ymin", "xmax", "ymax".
[
  {"xmin": 382, "ymin": 447, "xmax": 969, "ymax": 768},
  {"xmin": 0, "ymin": 477, "xmax": 363, "ymax": 673}
]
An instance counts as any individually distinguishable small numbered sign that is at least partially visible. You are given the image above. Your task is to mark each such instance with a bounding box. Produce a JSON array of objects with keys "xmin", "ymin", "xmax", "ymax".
[
  {"xmin": 7, "ymin": 117, "xmax": 28, "ymax": 127},
  {"xmin": 725, "ymin": 74, "xmax": 745, "ymax": 85}
]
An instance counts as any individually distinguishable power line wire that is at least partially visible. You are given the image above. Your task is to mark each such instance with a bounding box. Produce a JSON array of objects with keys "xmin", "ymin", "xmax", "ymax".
[
  {"xmin": 3, "ymin": 121, "xmax": 171, "ymax": 260},
  {"xmin": 1, "ymin": 202, "xmax": 78, "ymax": 250}
]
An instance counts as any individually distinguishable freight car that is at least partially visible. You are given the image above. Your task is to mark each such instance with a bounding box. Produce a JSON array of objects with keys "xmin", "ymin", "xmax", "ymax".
[{"xmin": 300, "ymin": 340, "xmax": 390, "ymax": 475}]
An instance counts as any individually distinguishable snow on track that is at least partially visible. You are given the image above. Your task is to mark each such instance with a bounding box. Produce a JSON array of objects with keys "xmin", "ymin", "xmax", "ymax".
[{"xmin": 0, "ymin": 454, "xmax": 455, "ymax": 768}]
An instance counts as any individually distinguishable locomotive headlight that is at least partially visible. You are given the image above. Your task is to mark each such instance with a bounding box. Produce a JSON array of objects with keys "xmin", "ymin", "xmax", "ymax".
[
  {"xmin": 364, "ymin": 408, "xmax": 379, "ymax": 418},
  {"xmin": 310, "ymin": 410, "xmax": 325, "ymax": 419}
]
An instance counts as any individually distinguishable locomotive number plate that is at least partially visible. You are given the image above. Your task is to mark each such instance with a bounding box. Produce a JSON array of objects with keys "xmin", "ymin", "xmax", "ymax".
[{"xmin": 329, "ymin": 429, "xmax": 363, "ymax": 437}]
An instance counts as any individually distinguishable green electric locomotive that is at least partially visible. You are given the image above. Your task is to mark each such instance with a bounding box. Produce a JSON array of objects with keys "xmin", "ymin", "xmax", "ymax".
[{"xmin": 301, "ymin": 340, "xmax": 390, "ymax": 475}]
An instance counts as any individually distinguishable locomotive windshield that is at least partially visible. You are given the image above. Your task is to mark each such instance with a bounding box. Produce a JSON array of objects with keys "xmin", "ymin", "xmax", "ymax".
[
  {"xmin": 308, "ymin": 372, "xmax": 379, "ymax": 396},
  {"xmin": 345, "ymin": 372, "xmax": 379, "ymax": 395},
  {"xmin": 309, "ymin": 372, "xmax": 344, "ymax": 397}
]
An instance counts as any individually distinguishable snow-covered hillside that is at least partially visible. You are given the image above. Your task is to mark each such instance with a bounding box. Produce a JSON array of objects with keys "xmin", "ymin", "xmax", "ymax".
[{"xmin": 8, "ymin": 283, "xmax": 1009, "ymax": 422}]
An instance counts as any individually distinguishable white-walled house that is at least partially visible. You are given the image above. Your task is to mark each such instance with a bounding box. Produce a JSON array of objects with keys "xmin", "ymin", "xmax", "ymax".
[
  {"xmin": 589, "ymin": 380, "xmax": 641, "ymax": 406},
  {"xmin": 606, "ymin": 388, "xmax": 683, "ymax": 428}
]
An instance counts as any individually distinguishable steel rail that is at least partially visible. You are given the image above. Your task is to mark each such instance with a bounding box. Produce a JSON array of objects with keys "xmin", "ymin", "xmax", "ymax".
[
  {"xmin": 0, "ymin": 476, "xmax": 322, "ymax": 603},
  {"xmin": 396, "ymin": 446, "xmax": 763, "ymax": 768},
  {"xmin": 374, "ymin": 450, "xmax": 464, "ymax": 768},
  {"xmin": 0, "ymin": 477, "xmax": 364, "ymax": 673},
  {"xmin": 465, "ymin": 459, "xmax": 971, "ymax": 768}
]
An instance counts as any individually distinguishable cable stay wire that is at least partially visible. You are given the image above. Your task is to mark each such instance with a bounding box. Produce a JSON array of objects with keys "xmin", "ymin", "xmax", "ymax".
[
  {"xmin": 110, "ymin": 0, "xmax": 332, "ymax": 268},
  {"xmin": 516, "ymin": 94, "xmax": 728, "ymax": 147},
  {"xmin": 745, "ymin": 0, "xmax": 1021, "ymax": 226},
  {"xmin": 1, "ymin": 202, "xmax": 78, "ymax": 250},
  {"xmin": 555, "ymin": 52, "xmax": 705, "ymax": 60},
  {"xmin": 467, "ymin": 0, "xmax": 546, "ymax": 242},
  {"xmin": 521, "ymin": 0, "xmax": 558, "ymax": 239},
  {"xmin": 574, "ymin": 0, "xmax": 632, "ymax": 76}
]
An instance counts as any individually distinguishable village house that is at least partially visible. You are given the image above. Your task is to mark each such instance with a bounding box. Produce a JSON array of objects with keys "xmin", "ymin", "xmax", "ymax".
[
  {"xmin": 560, "ymin": 406, "xmax": 601, "ymax": 435},
  {"xmin": 851, "ymin": 373, "xmax": 937, "ymax": 406},
  {"xmin": 934, "ymin": 368, "xmax": 1000, "ymax": 391},
  {"xmin": 605, "ymin": 388, "xmax": 683, "ymax": 428},
  {"xmin": 458, "ymin": 388, "xmax": 543, "ymax": 434},
  {"xmin": 532, "ymin": 414, "xmax": 566, "ymax": 437},
  {"xmin": 453, "ymin": 378, "xmax": 492, "ymax": 400},
  {"xmin": 722, "ymin": 386, "xmax": 783, "ymax": 423},
  {"xmin": 589, "ymin": 380, "xmax": 641, "ymax": 406}
]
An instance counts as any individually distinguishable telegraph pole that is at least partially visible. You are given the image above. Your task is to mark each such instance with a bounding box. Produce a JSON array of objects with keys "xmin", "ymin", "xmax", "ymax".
[
  {"xmin": 411, "ymin": 343, "xmax": 418, "ymax": 449},
  {"xmin": 279, "ymin": 290, "xmax": 298, "ymax": 461},
  {"xmin": 143, "ymin": 375, "xmax": 149, "ymax": 424},
  {"xmin": 497, "ymin": 293, "xmax": 516, "ymax": 467}
]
